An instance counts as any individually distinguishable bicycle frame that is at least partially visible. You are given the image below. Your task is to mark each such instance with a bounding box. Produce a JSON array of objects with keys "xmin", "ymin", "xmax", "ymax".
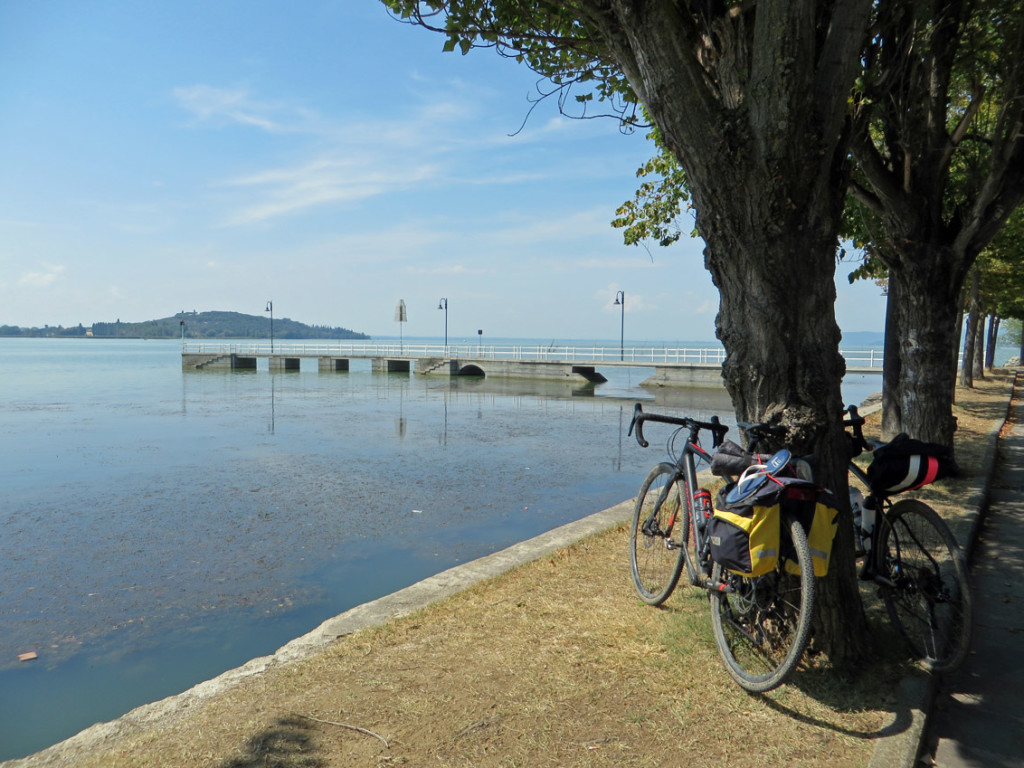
[
  {"xmin": 674, "ymin": 433, "xmax": 717, "ymax": 585},
  {"xmin": 848, "ymin": 459, "xmax": 892, "ymax": 582},
  {"xmin": 629, "ymin": 404, "xmax": 729, "ymax": 590}
]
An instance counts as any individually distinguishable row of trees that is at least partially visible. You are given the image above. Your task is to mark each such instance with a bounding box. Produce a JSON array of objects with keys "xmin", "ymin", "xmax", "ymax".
[
  {"xmin": 0, "ymin": 324, "xmax": 93, "ymax": 337},
  {"xmin": 382, "ymin": 0, "xmax": 1024, "ymax": 675}
]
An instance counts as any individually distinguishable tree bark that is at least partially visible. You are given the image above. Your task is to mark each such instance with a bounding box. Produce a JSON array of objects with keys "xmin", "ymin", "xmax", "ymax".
[
  {"xmin": 973, "ymin": 311, "xmax": 985, "ymax": 380},
  {"xmin": 887, "ymin": 246, "xmax": 963, "ymax": 447},
  {"xmin": 960, "ymin": 270, "xmax": 979, "ymax": 387},
  {"xmin": 881, "ymin": 272, "xmax": 902, "ymax": 440},
  {"xmin": 985, "ymin": 315, "xmax": 999, "ymax": 370}
]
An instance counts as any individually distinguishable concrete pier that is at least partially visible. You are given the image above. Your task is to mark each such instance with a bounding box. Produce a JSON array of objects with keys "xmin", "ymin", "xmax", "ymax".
[{"xmin": 181, "ymin": 343, "xmax": 881, "ymax": 388}]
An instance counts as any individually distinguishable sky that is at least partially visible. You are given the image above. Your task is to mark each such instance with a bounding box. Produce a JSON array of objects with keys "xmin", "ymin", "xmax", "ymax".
[{"xmin": 0, "ymin": 1, "xmax": 888, "ymax": 343}]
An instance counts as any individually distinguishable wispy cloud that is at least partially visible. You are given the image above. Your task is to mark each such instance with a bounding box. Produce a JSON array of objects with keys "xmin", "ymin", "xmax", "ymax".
[
  {"xmin": 401, "ymin": 263, "xmax": 492, "ymax": 276},
  {"xmin": 173, "ymin": 85, "xmax": 311, "ymax": 133},
  {"xmin": 19, "ymin": 264, "xmax": 65, "ymax": 288},
  {"xmin": 217, "ymin": 157, "xmax": 440, "ymax": 226}
]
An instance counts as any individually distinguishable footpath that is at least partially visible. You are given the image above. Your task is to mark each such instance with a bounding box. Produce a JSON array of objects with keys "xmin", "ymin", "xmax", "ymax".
[{"xmin": 921, "ymin": 378, "xmax": 1024, "ymax": 768}]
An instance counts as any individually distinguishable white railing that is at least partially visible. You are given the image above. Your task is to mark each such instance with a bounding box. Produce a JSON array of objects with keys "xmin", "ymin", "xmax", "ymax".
[{"xmin": 182, "ymin": 342, "xmax": 885, "ymax": 368}]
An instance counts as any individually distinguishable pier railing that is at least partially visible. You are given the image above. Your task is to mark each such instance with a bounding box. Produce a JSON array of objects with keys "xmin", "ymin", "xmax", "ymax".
[{"xmin": 181, "ymin": 342, "xmax": 885, "ymax": 368}]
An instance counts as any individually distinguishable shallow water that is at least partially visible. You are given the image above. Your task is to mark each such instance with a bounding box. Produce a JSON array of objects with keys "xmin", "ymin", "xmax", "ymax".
[{"xmin": 0, "ymin": 337, "xmax": 880, "ymax": 760}]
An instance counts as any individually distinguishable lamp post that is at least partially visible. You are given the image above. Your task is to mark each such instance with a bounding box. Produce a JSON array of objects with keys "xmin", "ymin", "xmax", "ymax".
[
  {"xmin": 438, "ymin": 298, "xmax": 448, "ymax": 351},
  {"xmin": 613, "ymin": 290, "xmax": 625, "ymax": 361},
  {"xmin": 394, "ymin": 299, "xmax": 407, "ymax": 353},
  {"xmin": 265, "ymin": 300, "xmax": 274, "ymax": 353}
]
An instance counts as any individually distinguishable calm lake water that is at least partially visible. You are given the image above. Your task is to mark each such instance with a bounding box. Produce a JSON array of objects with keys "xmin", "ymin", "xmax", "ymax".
[{"xmin": 0, "ymin": 337, "xmax": 881, "ymax": 761}]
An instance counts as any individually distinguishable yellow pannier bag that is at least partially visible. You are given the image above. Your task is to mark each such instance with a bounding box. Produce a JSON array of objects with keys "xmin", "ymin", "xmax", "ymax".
[
  {"xmin": 713, "ymin": 479, "xmax": 839, "ymax": 578},
  {"xmin": 710, "ymin": 485, "xmax": 781, "ymax": 577},
  {"xmin": 782, "ymin": 488, "xmax": 840, "ymax": 578}
]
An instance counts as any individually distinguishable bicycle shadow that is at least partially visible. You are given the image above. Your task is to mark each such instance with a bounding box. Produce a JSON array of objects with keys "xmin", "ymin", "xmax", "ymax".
[
  {"xmin": 744, "ymin": 596, "xmax": 934, "ymax": 742},
  {"xmin": 753, "ymin": 662, "xmax": 931, "ymax": 741}
]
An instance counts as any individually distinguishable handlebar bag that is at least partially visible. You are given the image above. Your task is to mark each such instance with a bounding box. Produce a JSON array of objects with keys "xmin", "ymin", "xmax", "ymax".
[
  {"xmin": 710, "ymin": 439, "xmax": 753, "ymax": 477},
  {"xmin": 867, "ymin": 433, "xmax": 958, "ymax": 495},
  {"xmin": 710, "ymin": 482, "xmax": 783, "ymax": 577}
]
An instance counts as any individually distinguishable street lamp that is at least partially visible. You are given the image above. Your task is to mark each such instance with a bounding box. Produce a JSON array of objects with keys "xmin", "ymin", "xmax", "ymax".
[
  {"xmin": 265, "ymin": 300, "xmax": 274, "ymax": 353},
  {"xmin": 613, "ymin": 290, "xmax": 625, "ymax": 361},
  {"xmin": 438, "ymin": 298, "xmax": 448, "ymax": 351}
]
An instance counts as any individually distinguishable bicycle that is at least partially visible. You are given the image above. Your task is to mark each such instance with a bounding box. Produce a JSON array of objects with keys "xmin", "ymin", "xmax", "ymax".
[
  {"xmin": 627, "ymin": 404, "xmax": 818, "ymax": 692},
  {"xmin": 843, "ymin": 406, "xmax": 973, "ymax": 673}
]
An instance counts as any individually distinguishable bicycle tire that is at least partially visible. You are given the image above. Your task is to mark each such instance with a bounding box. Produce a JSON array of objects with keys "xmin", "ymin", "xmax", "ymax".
[
  {"xmin": 629, "ymin": 463, "xmax": 688, "ymax": 605},
  {"xmin": 709, "ymin": 515, "xmax": 816, "ymax": 692},
  {"xmin": 876, "ymin": 498, "xmax": 973, "ymax": 673}
]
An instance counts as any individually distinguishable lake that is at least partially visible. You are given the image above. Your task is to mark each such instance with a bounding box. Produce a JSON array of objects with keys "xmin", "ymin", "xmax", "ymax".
[{"xmin": 0, "ymin": 336, "xmax": 881, "ymax": 761}]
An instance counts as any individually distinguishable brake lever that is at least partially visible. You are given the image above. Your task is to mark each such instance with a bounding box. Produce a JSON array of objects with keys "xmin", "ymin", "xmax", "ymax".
[{"xmin": 628, "ymin": 403, "xmax": 649, "ymax": 448}]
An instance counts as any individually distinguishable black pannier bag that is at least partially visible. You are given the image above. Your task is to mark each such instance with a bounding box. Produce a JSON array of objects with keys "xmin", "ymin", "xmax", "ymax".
[
  {"xmin": 866, "ymin": 433, "xmax": 958, "ymax": 496},
  {"xmin": 710, "ymin": 481, "xmax": 782, "ymax": 577}
]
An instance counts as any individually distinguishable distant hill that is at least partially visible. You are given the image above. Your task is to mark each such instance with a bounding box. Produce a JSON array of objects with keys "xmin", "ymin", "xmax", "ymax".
[{"xmin": 0, "ymin": 311, "xmax": 370, "ymax": 340}]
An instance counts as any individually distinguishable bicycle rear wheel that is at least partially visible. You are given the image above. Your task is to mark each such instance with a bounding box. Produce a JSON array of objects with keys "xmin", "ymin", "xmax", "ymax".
[
  {"xmin": 630, "ymin": 463, "xmax": 688, "ymax": 605},
  {"xmin": 709, "ymin": 515, "xmax": 815, "ymax": 692},
  {"xmin": 876, "ymin": 499, "xmax": 973, "ymax": 673}
]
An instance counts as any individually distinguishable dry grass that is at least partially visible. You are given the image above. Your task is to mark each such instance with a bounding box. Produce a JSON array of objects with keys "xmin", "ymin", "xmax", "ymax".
[{"xmin": 40, "ymin": 372, "xmax": 1017, "ymax": 768}]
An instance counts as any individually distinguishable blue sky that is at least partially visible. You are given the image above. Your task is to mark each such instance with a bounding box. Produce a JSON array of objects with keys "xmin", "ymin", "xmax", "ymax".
[{"xmin": 0, "ymin": 1, "xmax": 886, "ymax": 342}]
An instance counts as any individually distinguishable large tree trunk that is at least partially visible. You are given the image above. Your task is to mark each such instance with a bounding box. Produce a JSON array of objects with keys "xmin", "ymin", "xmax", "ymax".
[
  {"xmin": 587, "ymin": 0, "xmax": 872, "ymax": 673},
  {"xmin": 700, "ymin": 207, "xmax": 865, "ymax": 672},
  {"xmin": 888, "ymin": 246, "xmax": 963, "ymax": 447}
]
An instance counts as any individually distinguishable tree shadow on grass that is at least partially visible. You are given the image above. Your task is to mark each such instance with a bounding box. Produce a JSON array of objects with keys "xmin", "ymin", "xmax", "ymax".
[
  {"xmin": 218, "ymin": 716, "xmax": 324, "ymax": 768},
  {"xmin": 751, "ymin": 612, "xmax": 928, "ymax": 742}
]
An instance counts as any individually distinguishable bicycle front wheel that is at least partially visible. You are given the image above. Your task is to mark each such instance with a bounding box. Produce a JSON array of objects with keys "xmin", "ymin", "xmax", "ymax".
[
  {"xmin": 709, "ymin": 515, "xmax": 816, "ymax": 692},
  {"xmin": 876, "ymin": 499, "xmax": 973, "ymax": 673},
  {"xmin": 630, "ymin": 463, "xmax": 688, "ymax": 605}
]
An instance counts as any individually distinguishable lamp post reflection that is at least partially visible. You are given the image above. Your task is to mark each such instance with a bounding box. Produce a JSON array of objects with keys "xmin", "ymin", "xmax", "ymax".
[{"xmin": 265, "ymin": 300, "xmax": 274, "ymax": 353}]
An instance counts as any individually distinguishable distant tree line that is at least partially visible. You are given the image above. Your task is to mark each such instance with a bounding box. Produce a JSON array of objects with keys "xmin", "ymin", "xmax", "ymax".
[
  {"xmin": 0, "ymin": 323, "xmax": 92, "ymax": 337},
  {"xmin": 0, "ymin": 311, "xmax": 370, "ymax": 340}
]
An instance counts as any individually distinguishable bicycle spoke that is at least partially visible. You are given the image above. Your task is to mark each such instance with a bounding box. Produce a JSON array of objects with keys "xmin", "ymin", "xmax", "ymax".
[
  {"xmin": 877, "ymin": 499, "xmax": 972, "ymax": 672},
  {"xmin": 709, "ymin": 516, "xmax": 815, "ymax": 692},
  {"xmin": 630, "ymin": 464, "xmax": 688, "ymax": 605}
]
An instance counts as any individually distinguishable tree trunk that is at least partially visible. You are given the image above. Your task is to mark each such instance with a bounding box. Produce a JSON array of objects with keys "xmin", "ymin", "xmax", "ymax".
[
  {"xmin": 889, "ymin": 246, "xmax": 963, "ymax": 448},
  {"xmin": 698, "ymin": 200, "xmax": 866, "ymax": 672},
  {"xmin": 961, "ymin": 270, "xmax": 979, "ymax": 386},
  {"xmin": 881, "ymin": 272, "xmax": 902, "ymax": 440},
  {"xmin": 582, "ymin": 0, "xmax": 872, "ymax": 674},
  {"xmin": 973, "ymin": 312, "xmax": 985, "ymax": 380},
  {"xmin": 985, "ymin": 315, "xmax": 999, "ymax": 370}
]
